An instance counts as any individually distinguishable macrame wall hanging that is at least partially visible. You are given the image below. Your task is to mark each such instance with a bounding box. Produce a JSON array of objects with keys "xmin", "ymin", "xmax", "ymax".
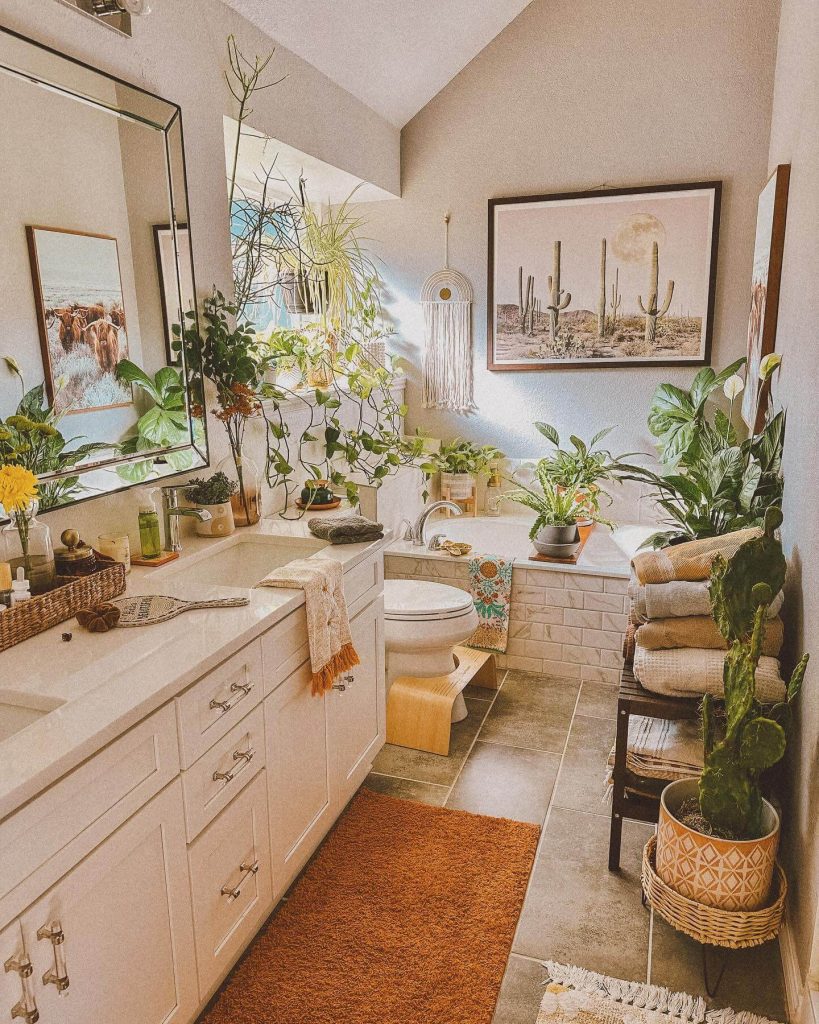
[{"xmin": 421, "ymin": 214, "xmax": 475, "ymax": 413}]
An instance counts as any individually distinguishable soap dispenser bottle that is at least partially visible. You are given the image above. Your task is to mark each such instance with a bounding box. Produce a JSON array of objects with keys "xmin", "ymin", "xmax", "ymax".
[
  {"xmin": 10, "ymin": 567, "xmax": 31, "ymax": 604},
  {"xmin": 138, "ymin": 491, "xmax": 162, "ymax": 559}
]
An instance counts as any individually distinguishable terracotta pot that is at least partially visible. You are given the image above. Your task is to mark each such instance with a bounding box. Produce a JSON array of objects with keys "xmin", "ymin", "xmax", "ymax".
[{"xmin": 656, "ymin": 779, "xmax": 780, "ymax": 911}]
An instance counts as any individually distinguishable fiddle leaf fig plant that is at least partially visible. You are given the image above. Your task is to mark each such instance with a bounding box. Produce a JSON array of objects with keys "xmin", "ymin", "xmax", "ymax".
[{"xmin": 699, "ymin": 507, "xmax": 809, "ymax": 839}]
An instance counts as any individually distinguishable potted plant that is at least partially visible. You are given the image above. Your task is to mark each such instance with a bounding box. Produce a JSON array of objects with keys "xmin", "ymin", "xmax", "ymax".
[
  {"xmin": 503, "ymin": 460, "xmax": 612, "ymax": 556},
  {"xmin": 432, "ymin": 438, "xmax": 503, "ymax": 500},
  {"xmin": 656, "ymin": 508, "xmax": 809, "ymax": 911},
  {"xmin": 534, "ymin": 422, "xmax": 633, "ymax": 524},
  {"xmin": 184, "ymin": 473, "xmax": 238, "ymax": 537}
]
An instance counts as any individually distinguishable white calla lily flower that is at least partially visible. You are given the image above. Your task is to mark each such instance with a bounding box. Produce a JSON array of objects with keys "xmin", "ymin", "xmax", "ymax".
[{"xmin": 723, "ymin": 374, "xmax": 744, "ymax": 400}]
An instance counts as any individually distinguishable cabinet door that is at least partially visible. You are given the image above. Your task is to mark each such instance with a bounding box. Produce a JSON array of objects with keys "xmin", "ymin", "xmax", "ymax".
[
  {"xmin": 265, "ymin": 659, "xmax": 334, "ymax": 891},
  {"xmin": 330, "ymin": 595, "xmax": 385, "ymax": 807},
  {"xmin": 0, "ymin": 920, "xmax": 40, "ymax": 1024},
  {"xmin": 20, "ymin": 780, "xmax": 197, "ymax": 1024}
]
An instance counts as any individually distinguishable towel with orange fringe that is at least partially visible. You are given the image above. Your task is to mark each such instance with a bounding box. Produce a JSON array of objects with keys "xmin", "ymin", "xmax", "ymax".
[{"xmin": 257, "ymin": 557, "xmax": 359, "ymax": 694}]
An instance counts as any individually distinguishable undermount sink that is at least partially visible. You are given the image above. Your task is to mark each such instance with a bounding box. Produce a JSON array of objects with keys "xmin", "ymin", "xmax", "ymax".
[
  {"xmin": 151, "ymin": 533, "xmax": 328, "ymax": 590},
  {"xmin": 0, "ymin": 692, "xmax": 65, "ymax": 743}
]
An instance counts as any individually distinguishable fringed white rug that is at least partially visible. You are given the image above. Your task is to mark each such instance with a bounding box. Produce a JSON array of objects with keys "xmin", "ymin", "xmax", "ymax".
[{"xmin": 539, "ymin": 962, "xmax": 782, "ymax": 1024}]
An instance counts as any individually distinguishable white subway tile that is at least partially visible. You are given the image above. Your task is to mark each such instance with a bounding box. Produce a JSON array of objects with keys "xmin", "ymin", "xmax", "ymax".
[
  {"xmin": 569, "ymin": 574, "xmax": 605, "ymax": 592},
  {"xmin": 562, "ymin": 645, "xmax": 601, "ymax": 666},
  {"xmin": 601, "ymin": 612, "xmax": 628, "ymax": 632},
  {"xmin": 581, "ymin": 666, "xmax": 621, "ymax": 684},
  {"xmin": 542, "ymin": 659, "xmax": 582, "ymax": 680},
  {"xmin": 543, "ymin": 624, "xmax": 584, "ymax": 645},
  {"xmin": 564, "ymin": 608, "xmax": 603, "ymax": 629},
  {"xmin": 505, "ymin": 655, "xmax": 543, "ymax": 674},
  {"xmin": 583, "ymin": 592, "xmax": 626, "ymax": 613},
  {"xmin": 604, "ymin": 577, "xmax": 630, "ymax": 595},
  {"xmin": 526, "ymin": 569, "xmax": 568, "ymax": 588},
  {"xmin": 600, "ymin": 649, "xmax": 624, "ymax": 669},
  {"xmin": 582, "ymin": 628, "xmax": 623, "ymax": 652},
  {"xmin": 524, "ymin": 639, "xmax": 563, "ymax": 661}
]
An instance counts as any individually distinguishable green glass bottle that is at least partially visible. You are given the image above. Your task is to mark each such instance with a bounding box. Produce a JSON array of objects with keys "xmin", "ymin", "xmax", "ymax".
[{"xmin": 138, "ymin": 494, "xmax": 162, "ymax": 559}]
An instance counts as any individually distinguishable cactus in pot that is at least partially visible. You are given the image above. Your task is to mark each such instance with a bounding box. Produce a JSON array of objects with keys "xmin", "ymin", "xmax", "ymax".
[
  {"xmin": 637, "ymin": 241, "xmax": 674, "ymax": 347},
  {"xmin": 700, "ymin": 506, "xmax": 809, "ymax": 839}
]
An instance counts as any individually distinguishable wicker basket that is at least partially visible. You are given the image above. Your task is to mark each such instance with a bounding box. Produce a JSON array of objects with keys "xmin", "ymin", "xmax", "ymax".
[
  {"xmin": 642, "ymin": 834, "xmax": 786, "ymax": 948},
  {"xmin": 0, "ymin": 561, "xmax": 126, "ymax": 652}
]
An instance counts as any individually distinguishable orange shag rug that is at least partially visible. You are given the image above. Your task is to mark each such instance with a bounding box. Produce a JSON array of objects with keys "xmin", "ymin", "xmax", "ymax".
[{"xmin": 201, "ymin": 787, "xmax": 540, "ymax": 1024}]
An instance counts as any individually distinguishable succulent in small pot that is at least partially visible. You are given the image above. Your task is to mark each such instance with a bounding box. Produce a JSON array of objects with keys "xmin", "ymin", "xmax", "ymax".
[
  {"xmin": 184, "ymin": 472, "xmax": 238, "ymax": 537},
  {"xmin": 656, "ymin": 508, "xmax": 809, "ymax": 910},
  {"xmin": 503, "ymin": 460, "xmax": 613, "ymax": 556}
]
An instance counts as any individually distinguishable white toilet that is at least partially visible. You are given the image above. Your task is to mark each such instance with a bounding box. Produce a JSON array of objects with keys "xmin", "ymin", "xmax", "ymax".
[{"xmin": 383, "ymin": 579, "xmax": 479, "ymax": 722}]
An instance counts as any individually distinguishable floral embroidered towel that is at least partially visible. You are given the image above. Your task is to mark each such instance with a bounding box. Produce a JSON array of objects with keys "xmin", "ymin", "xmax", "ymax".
[
  {"xmin": 257, "ymin": 558, "xmax": 359, "ymax": 695},
  {"xmin": 466, "ymin": 554, "xmax": 513, "ymax": 653}
]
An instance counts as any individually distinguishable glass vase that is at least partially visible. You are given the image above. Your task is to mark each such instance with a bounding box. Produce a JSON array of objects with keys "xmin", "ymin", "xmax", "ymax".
[
  {"xmin": 217, "ymin": 450, "xmax": 262, "ymax": 527},
  {"xmin": 1, "ymin": 501, "xmax": 56, "ymax": 594}
]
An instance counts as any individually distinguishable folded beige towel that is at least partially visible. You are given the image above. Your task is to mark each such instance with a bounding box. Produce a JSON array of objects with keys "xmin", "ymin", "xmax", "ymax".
[
  {"xmin": 606, "ymin": 716, "xmax": 704, "ymax": 783},
  {"xmin": 257, "ymin": 558, "xmax": 359, "ymax": 695},
  {"xmin": 628, "ymin": 576, "xmax": 784, "ymax": 623},
  {"xmin": 633, "ymin": 643, "xmax": 785, "ymax": 702},
  {"xmin": 636, "ymin": 615, "xmax": 784, "ymax": 656},
  {"xmin": 631, "ymin": 527, "xmax": 763, "ymax": 584}
]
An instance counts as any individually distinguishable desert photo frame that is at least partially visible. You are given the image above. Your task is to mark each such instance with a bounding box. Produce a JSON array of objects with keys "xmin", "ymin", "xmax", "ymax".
[{"xmin": 487, "ymin": 182, "xmax": 721, "ymax": 370}]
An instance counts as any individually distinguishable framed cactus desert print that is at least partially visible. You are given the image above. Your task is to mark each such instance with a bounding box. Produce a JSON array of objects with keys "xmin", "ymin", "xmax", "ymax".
[{"xmin": 487, "ymin": 181, "xmax": 721, "ymax": 370}]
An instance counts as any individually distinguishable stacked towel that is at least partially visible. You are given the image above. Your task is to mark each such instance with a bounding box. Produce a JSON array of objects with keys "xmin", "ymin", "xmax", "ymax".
[
  {"xmin": 308, "ymin": 513, "xmax": 384, "ymax": 545},
  {"xmin": 627, "ymin": 528, "xmax": 787, "ymax": 702},
  {"xmin": 606, "ymin": 716, "xmax": 704, "ymax": 784}
]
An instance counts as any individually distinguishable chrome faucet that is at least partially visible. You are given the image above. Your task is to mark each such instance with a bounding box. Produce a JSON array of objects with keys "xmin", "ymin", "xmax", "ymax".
[
  {"xmin": 404, "ymin": 500, "xmax": 464, "ymax": 548},
  {"xmin": 160, "ymin": 485, "xmax": 212, "ymax": 552}
]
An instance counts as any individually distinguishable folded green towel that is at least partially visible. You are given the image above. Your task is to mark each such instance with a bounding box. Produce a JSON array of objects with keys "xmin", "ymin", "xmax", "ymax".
[{"xmin": 308, "ymin": 513, "xmax": 384, "ymax": 545}]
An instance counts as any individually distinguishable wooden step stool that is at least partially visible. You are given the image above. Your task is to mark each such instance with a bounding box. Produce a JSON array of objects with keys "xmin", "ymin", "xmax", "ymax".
[{"xmin": 386, "ymin": 646, "xmax": 498, "ymax": 756}]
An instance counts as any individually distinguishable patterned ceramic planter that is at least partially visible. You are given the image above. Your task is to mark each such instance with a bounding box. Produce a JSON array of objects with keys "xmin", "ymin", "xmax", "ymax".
[
  {"xmin": 656, "ymin": 779, "xmax": 779, "ymax": 912},
  {"xmin": 194, "ymin": 502, "xmax": 235, "ymax": 538}
]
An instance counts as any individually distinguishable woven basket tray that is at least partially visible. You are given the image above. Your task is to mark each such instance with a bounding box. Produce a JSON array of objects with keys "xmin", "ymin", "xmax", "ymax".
[
  {"xmin": 641, "ymin": 833, "xmax": 786, "ymax": 948},
  {"xmin": 0, "ymin": 560, "xmax": 126, "ymax": 652}
]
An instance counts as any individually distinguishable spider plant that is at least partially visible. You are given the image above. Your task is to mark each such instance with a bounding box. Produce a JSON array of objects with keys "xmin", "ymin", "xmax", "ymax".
[
  {"xmin": 504, "ymin": 460, "xmax": 614, "ymax": 541},
  {"xmin": 534, "ymin": 422, "xmax": 633, "ymax": 517}
]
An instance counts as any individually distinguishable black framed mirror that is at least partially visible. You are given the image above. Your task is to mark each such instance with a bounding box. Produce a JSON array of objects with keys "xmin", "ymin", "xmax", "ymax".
[{"xmin": 0, "ymin": 25, "xmax": 208, "ymax": 514}]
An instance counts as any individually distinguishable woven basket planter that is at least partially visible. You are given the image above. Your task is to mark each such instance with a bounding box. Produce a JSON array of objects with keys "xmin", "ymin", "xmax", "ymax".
[
  {"xmin": 643, "ymin": 834, "xmax": 786, "ymax": 948},
  {"xmin": 0, "ymin": 561, "xmax": 126, "ymax": 652},
  {"xmin": 656, "ymin": 779, "xmax": 779, "ymax": 911}
]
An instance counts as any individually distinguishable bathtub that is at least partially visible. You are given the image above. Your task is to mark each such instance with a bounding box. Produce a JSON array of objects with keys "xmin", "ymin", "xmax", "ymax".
[{"xmin": 384, "ymin": 511, "xmax": 657, "ymax": 684}]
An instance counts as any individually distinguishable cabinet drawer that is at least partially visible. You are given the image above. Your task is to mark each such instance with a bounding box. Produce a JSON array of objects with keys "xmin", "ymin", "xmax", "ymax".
[
  {"xmin": 343, "ymin": 553, "xmax": 383, "ymax": 610},
  {"xmin": 188, "ymin": 772, "xmax": 272, "ymax": 1000},
  {"xmin": 176, "ymin": 640, "xmax": 263, "ymax": 767},
  {"xmin": 259, "ymin": 606, "xmax": 309, "ymax": 696},
  {"xmin": 181, "ymin": 704, "xmax": 264, "ymax": 841},
  {"xmin": 0, "ymin": 705, "xmax": 178, "ymax": 921}
]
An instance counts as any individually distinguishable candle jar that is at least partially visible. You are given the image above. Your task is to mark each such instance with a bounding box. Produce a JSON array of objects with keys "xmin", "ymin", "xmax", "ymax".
[
  {"xmin": 1, "ymin": 501, "xmax": 55, "ymax": 595},
  {"xmin": 97, "ymin": 533, "xmax": 132, "ymax": 573}
]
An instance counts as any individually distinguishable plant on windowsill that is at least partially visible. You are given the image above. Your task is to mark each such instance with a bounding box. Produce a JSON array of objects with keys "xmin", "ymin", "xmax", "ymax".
[
  {"xmin": 619, "ymin": 356, "xmax": 785, "ymax": 548},
  {"xmin": 503, "ymin": 461, "xmax": 613, "ymax": 557},
  {"xmin": 655, "ymin": 508, "xmax": 809, "ymax": 912}
]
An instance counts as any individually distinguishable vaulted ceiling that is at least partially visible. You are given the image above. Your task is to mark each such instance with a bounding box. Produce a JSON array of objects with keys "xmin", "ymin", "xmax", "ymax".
[{"xmin": 220, "ymin": 0, "xmax": 533, "ymax": 127}]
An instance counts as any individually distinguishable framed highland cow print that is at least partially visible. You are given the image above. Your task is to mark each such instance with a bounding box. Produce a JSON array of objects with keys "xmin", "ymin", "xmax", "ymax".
[
  {"xmin": 27, "ymin": 226, "xmax": 131, "ymax": 415},
  {"xmin": 487, "ymin": 181, "xmax": 721, "ymax": 370}
]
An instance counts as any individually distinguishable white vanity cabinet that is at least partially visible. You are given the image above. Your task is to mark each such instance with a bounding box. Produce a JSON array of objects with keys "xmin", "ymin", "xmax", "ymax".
[{"xmin": 15, "ymin": 781, "xmax": 198, "ymax": 1024}]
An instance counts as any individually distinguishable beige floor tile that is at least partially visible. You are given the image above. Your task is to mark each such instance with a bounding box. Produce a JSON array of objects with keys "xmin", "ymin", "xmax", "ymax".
[
  {"xmin": 447, "ymin": 741, "xmax": 561, "ymax": 824},
  {"xmin": 551, "ymin": 715, "xmax": 616, "ymax": 817},
  {"xmin": 492, "ymin": 954, "xmax": 547, "ymax": 1024},
  {"xmin": 363, "ymin": 773, "xmax": 448, "ymax": 806},
  {"xmin": 479, "ymin": 672, "xmax": 579, "ymax": 753},
  {"xmin": 576, "ymin": 681, "xmax": 619, "ymax": 720}
]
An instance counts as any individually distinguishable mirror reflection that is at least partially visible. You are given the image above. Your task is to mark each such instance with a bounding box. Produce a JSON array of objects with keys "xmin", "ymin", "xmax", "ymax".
[{"xmin": 0, "ymin": 27, "xmax": 207, "ymax": 514}]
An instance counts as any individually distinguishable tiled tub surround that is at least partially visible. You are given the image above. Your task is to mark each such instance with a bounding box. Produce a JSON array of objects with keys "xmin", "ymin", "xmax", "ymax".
[{"xmin": 385, "ymin": 515, "xmax": 656, "ymax": 683}]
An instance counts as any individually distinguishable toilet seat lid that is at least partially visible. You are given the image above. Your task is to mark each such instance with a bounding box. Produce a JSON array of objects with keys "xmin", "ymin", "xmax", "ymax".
[{"xmin": 383, "ymin": 579, "xmax": 475, "ymax": 621}]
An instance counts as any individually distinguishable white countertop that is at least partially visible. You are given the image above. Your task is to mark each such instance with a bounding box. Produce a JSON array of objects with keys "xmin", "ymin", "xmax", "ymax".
[
  {"xmin": 0, "ymin": 510, "xmax": 388, "ymax": 821},
  {"xmin": 385, "ymin": 513, "xmax": 655, "ymax": 578}
]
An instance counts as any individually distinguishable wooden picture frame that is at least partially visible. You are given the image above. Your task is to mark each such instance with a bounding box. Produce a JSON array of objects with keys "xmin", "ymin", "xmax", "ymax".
[
  {"xmin": 741, "ymin": 165, "xmax": 790, "ymax": 431},
  {"xmin": 26, "ymin": 225, "xmax": 132, "ymax": 414},
  {"xmin": 153, "ymin": 222, "xmax": 193, "ymax": 366},
  {"xmin": 487, "ymin": 181, "xmax": 722, "ymax": 371}
]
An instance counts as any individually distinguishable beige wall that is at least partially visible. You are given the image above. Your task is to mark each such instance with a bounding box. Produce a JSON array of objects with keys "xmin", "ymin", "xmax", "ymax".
[
  {"xmin": 0, "ymin": 0, "xmax": 399, "ymax": 540},
  {"xmin": 767, "ymin": 0, "xmax": 819, "ymax": 1004},
  {"xmin": 358, "ymin": 0, "xmax": 780, "ymax": 460}
]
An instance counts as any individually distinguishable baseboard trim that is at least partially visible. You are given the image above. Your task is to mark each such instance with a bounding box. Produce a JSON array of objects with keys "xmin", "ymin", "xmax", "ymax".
[{"xmin": 780, "ymin": 913, "xmax": 817, "ymax": 1024}]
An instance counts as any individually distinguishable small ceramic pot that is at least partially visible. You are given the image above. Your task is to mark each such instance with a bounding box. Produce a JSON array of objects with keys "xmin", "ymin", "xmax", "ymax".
[
  {"xmin": 532, "ymin": 523, "xmax": 580, "ymax": 558},
  {"xmin": 656, "ymin": 779, "xmax": 780, "ymax": 911},
  {"xmin": 194, "ymin": 501, "xmax": 235, "ymax": 538},
  {"xmin": 300, "ymin": 480, "xmax": 335, "ymax": 506}
]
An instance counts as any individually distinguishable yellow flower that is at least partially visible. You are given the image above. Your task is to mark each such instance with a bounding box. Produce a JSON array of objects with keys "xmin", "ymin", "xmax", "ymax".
[{"xmin": 0, "ymin": 464, "xmax": 38, "ymax": 513}]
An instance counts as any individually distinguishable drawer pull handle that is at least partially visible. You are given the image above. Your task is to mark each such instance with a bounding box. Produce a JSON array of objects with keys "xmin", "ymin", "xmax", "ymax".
[
  {"xmin": 230, "ymin": 681, "xmax": 253, "ymax": 697},
  {"xmin": 343, "ymin": 674, "xmax": 355, "ymax": 683},
  {"xmin": 219, "ymin": 859, "xmax": 260, "ymax": 903},
  {"xmin": 209, "ymin": 697, "xmax": 233, "ymax": 715},
  {"xmin": 332, "ymin": 681, "xmax": 347, "ymax": 691},
  {"xmin": 5, "ymin": 953, "xmax": 40, "ymax": 1023},
  {"xmin": 36, "ymin": 922, "xmax": 69, "ymax": 994},
  {"xmin": 213, "ymin": 746, "xmax": 255, "ymax": 785}
]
